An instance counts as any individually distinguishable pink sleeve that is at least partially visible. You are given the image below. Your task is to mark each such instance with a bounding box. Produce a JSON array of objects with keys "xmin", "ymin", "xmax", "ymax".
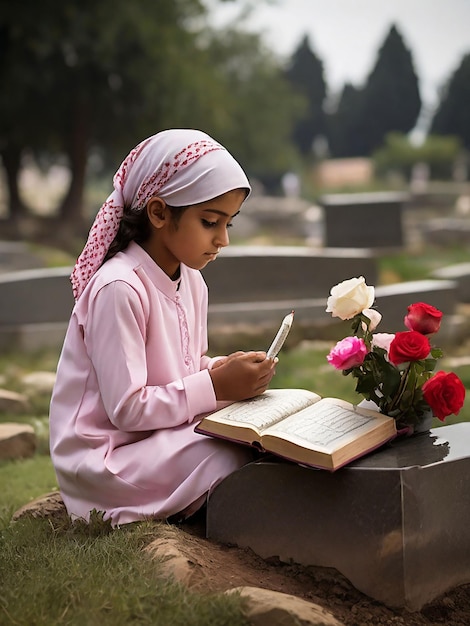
[{"xmin": 85, "ymin": 281, "xmax": 217, "ymax": 431}]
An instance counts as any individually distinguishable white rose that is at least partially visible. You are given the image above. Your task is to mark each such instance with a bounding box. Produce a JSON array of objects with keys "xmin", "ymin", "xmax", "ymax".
[
  {"xmin": 362, "ymin": 308, "xmax": 382, "ymax": 331},
  {"xmin": 326, "ymin": 277, "xmax": 375, "ymax": 320}
]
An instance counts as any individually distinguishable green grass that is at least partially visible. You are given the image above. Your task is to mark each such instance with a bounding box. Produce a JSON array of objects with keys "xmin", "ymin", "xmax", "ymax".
[
  {"xmin": 378, "ymin": 245, "xmax": 470, "ymax": 284},
  {"xmin": 0, "ymin": 514, "xmax": 248, "ymax": 626},
  {"xmin": 0, "ymin": 456, "xmax": 57, "ymax": 520}
]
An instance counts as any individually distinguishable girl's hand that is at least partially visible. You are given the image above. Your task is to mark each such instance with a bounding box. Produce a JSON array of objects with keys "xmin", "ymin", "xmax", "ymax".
[
  {"xmin": 210, "ymin": 351, "xmax": 246, "ymax": 370},
  {"xmin": 209, "ymin": 351, "xmax": 277, "ymax": 401}
]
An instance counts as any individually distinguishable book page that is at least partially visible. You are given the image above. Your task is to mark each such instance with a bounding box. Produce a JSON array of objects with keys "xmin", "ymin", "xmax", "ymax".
[
  {"xmin": 263, "ymin": 399, "xmax": 384, "ymax": 451},
  {"xmin": 206, "ymin": 388, "xmax": 320, "ymax": 432}
]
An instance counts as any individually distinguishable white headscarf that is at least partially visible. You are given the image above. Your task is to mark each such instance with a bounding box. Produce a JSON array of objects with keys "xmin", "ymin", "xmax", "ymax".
[{"xmin": 71, "ymin": 129, "xmax": 251, "ymax": 301}]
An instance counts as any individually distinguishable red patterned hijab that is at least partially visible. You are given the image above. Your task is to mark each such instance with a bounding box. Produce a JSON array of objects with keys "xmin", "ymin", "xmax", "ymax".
[{"xmin": 70, "ymin": 129, "xmax": 251, "ymax": 301}]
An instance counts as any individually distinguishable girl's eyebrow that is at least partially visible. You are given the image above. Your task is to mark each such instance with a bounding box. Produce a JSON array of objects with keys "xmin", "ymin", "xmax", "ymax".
[{"xmin": 202, "ymin": 209, "xmax": 240, "ymax": 219}]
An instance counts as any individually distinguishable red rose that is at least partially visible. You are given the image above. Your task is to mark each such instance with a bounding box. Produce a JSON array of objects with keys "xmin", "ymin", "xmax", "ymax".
[
  {"xmin": 422, "ymin": 371, "xmax": 466, "ymax": 421},
  {"xmin": 388, "ymin": 330, "xmax": 431, "ymax": 365},
  {"xmin": 404, "ymin": 302, "xmax": 442, "ymax": 335}
]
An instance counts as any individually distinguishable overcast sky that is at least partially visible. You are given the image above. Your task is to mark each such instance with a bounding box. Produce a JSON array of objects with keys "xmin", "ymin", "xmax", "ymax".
[{"xmin": 207, "ymin": 0, "xmax": 470, "ymax": 108}]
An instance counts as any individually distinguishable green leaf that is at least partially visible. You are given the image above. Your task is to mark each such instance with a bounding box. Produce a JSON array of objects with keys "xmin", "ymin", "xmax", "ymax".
[
  {"xmin": 423, "ymin": 357, "xmax": 438, "ymax": 372},
  {"xmin": 381, "ymin": 368, "xmax": 401, "ymax": 396}
]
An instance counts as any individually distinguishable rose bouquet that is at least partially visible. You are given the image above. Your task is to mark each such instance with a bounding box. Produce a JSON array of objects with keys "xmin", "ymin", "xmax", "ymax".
[{"xmin": 325, "ymin": 277, "xmax": 466, "ymax": 430}]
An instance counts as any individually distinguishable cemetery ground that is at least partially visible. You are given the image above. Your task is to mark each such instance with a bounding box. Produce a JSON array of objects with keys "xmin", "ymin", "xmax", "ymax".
[
  {"xmin": 1, "ymin": 337, "xmax": 470, "ymax": 625},
  {"xmin": 2, "ymin": 238, "xmax": 470, "ymax": 624}
]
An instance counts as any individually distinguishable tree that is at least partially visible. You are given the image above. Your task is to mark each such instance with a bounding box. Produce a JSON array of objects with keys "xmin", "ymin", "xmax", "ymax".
[
  {"xmin": 285, "ymin": 35, "xmax": 327, "ymax": 157},
  {"xmin": 373, "ymin": 132, "xmax": 461, "ymax": 180},
  {"xmin": 0, "ymin": 0, "xmax": 301, "ymax": 241},
  {"xmin": 204, "ymin": 28, "xmax": 303, "ymax": 188},
  {"xmin": 430, "ymin": 53, "xmax": 470, "ymax": 150},
  {"xmin": 327, "ymin": 24, "xmax": 421, "ymax": 158},
  {"xmin": 358, "ymin": 24, "xmax": 421, "ymax": 155},
  {"xmin": 327, "ymin": 83, "xmax": 365, "ymax": 158},
  {"xmin": 0, "ymin": 0, "xmax": 211, "ymax": 227}
]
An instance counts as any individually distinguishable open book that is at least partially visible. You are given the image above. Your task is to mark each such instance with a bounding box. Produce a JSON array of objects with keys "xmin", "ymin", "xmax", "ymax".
[{"xmin": 195, "ymin": 388, "xmax": 397, "ymax": 471}]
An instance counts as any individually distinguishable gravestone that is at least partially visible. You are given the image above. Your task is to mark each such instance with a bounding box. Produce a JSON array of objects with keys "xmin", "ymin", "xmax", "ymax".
[
  {"xmin": 373, "ymin": 279, "xmax": 457, "ymax": 333},
  {"xmin": 0, "ymin": 248, "xmax": 461, "ymax": 351},
  {"xmin": 202, "ymin": 245, "xmax": 378, "ymax": 340},
  {"xmin": 319, "ymin": 191, "xmax": 408, "ymax": 248},
  {"xmin": 0, "ymin": 267, "xmax": 74, "ymax": 325},
  {"xmin": 0, "ymin": 241, "xmax": 43, "ymax": 273},
  {"xmin": 432, "ymin": 263, "xmax": 470, "ymax": 303},
  {"xmin": 422, "ymin": 218, "xmax": 470, "ymax": 246},
  {"xmin": 241, "ymin": 196, "xmax": 312, "ymax": 239},
  {"xmin": 206, "ymin": 423, "xmax": 470, "ymax": 611},
  {"xmin": 202, "ymin": 245, "xmax": 377, "ymax": 304},
  {"xmin": 0, "ymin": 267, "xmax": 73, "ymax": 350}
]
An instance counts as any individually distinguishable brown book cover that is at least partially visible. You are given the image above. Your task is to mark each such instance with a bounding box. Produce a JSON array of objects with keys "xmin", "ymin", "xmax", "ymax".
[{"xmin": 195, "ymin": 388, "xmax": 397, "ymax": 471}]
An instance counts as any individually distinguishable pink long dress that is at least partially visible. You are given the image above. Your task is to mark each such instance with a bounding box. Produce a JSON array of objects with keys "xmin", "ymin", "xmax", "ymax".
[{"xmin": 49, "ymin": 241, "xmax": 252, "ymax": 525}]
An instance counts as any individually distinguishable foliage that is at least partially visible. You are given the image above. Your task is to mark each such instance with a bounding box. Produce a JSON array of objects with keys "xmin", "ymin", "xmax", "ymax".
[
  {"xmin": 430, "ymin": 53, "xmax": 470, "ymax": 151},
  {"xmin": 327, "ymin": 25, "xmax": 421, "ymax": 158},
  {"xmin": 0, "ymin": 0, "xmax": 301, "ymax": 227},
  {"xmin": 373, "ymin": 132, "xmax": 462, "ymax": 180},
  {"xmin": 284, "ymin": 35, "xmax": 327, "ymax": 157},
  {"xmin": 327, "ymin": 83, "xmax": 365, "ymax": 158},
  {"xmin": 0, "ymin": 0, "xmax": 212, "ymax": 219},
  {"xmin": 203, "ymin": 28, "xmax": 303, "ymax": 183},
  {"xmin": 359, "ymin": 25, "xmax": 421, "ymax": 155}
]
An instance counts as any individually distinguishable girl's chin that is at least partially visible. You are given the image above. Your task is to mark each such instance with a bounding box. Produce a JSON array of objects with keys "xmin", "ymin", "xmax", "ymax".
[{"xmin": 184, "ymin": 259, "xmax": 210, "ymax": 271}]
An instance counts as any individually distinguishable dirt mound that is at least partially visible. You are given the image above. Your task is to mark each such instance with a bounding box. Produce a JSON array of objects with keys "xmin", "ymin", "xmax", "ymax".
[{"xmin": 178, "ymin": 515, "xmax": 470, "ymax": 626}]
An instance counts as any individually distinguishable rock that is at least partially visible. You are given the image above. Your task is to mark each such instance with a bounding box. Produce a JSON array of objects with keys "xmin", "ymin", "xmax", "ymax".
[
  {"xmin": 0, "ymin": 389, "xmax": 30, "ymax": 413},
  {"xmin": 12, "ymin": 491, "xmax": 66, "ymax": 521},
  {"xmin": 144, "ymin": 533, "xmax": 345, "ymax": 625},
  {"xmin": 225, "ymin": 586, "xmax": 344, "ymax": 626},
  {"xmin": 0, "ymin": 422, "xmax": 36, "ymax": 460},
  {"xmin": 21, "ymin": 371, "xmax": 56, "ymax": 395},
  {"xmin": 145, "ymin": 536, "xmax": 201, "ymax": 586},
  {"xmin": 235, "ymin": 587, "xmax": 345, "ymax": 626}
]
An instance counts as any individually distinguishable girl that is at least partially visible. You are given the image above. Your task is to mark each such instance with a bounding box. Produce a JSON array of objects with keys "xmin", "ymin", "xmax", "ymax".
[{"xmin": 49, "ymin": 129, "xmax": 276, "ymax": 526}]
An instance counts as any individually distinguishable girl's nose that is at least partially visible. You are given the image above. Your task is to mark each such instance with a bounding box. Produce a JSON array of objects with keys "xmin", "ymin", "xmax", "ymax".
[{"xmin": 214, "ymin": 227, "xmax": 230, "ymax": 248}]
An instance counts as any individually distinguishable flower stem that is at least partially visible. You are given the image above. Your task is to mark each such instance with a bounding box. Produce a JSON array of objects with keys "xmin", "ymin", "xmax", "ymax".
[{"xmin": 388, "ymin": 363, "xmax": 412, "ymax": 414}]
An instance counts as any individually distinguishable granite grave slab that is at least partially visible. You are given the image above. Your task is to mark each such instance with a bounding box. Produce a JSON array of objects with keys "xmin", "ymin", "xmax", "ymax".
[
  {"xmin": 206, "ymin": 423, "xmax": 470, "ymax": 611},
  {"xmin": 319, "ymin": 191, "xmax": 408, "ymax": 248}
]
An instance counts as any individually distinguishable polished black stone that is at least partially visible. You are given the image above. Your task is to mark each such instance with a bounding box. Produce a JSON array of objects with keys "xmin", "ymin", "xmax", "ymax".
[{"xmin": 206, "ymin": 423, "xmax": 470, "ymax": 610}]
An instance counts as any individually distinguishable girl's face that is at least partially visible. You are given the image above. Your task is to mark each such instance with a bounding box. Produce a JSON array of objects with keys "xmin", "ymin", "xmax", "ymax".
[{"xmin": 146, "ymin": 188, "xmax": 246, "ymax": 278}]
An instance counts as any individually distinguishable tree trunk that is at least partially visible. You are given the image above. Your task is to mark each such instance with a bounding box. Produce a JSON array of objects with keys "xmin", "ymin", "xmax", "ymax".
[
  {"xmin": 1, "ymin": 144, "xmax": 27, "ymax": 219},
  {"xmin": 58, "ymin": 99, "xmax": 90, "ymax": 223}
]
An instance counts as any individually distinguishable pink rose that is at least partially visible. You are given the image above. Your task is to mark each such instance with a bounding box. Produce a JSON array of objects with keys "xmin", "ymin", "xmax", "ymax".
[
  {"xmin": 404, "ymin": 302, "xmax": 442, "ymax": 335},
  {"xmin": 327, "ymin": 336, "xmax": 368, "ymax": 370}
]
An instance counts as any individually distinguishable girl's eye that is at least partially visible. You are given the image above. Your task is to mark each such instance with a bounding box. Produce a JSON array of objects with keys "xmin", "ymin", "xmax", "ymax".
[
  {"xmin": 201, "ymin": 219, "xmax": 234, "ymax": 229},
  {"xmin": 202, "ymin": 219, "xmax": 217, "ymax": 228}
]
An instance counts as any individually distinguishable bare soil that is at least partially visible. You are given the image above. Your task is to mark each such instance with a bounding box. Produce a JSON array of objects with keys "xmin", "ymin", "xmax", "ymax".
[{"xmin": 178, "ymin": 514, "xmax": 470, "ymax": 626}]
